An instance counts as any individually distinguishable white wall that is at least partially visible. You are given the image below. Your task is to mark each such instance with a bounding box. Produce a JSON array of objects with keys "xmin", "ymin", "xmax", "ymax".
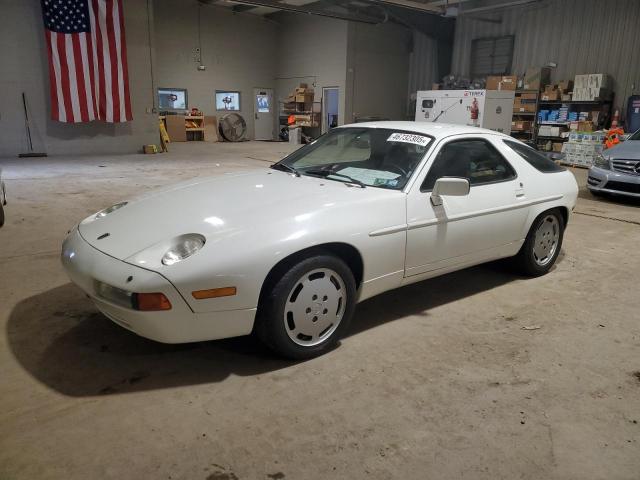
[
  {"xmin": 0, "ymin": 0, "xmax": 158, "ymax": 157},
  {"xmin": 153, "ymin": 0, "xmax": 278, "ymax": 139},
  {"xmin": 274, "ymin": 12, "xmax": 349, "ymax": 126},
  {"xmin": 346, "ymin": 22, "xmax": 411, "ymax": 122}
]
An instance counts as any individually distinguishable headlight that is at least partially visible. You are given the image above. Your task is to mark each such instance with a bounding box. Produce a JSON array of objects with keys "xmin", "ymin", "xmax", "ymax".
[
  {"xmin": 96, "ymin": 201, "xmax": 128, "ymax": 218},
  {"xmin": 593, "ymin": 154, "xmax": 610, "ymax": 169},
  {"xmin": 161, "ymin": 234, "xmax": 206, "ymax": 266}
]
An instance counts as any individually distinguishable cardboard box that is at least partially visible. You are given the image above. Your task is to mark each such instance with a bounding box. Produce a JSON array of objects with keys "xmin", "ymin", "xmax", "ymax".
[
  {"xmin": 295, "ymin": 93, "xmax": 314, "ymax": 103},
  {"xmin": 513, "ymin": 100, "xmax": 536, "ymax": 113},
  {"xmin": 552, "ymin": 142, "xmax": 563, "ymax": 152},
  {"xmin": 569, "ymin": 120, "xmax": 593, "ymax": 132},
  {"xmin": 541, "ymin": 90, "xmax": 559, "ymax": 101},
  {"xmin": 539, "ymin": 125, "xmax": 563, "ymax": 137},
  {"xmin": 519, "ymin": 92, "xmax": 538, "ymax": 101},
  {"xmin": 511, "ymin": 120, "xmax": 533, "ymax": 131},
  {"xmin": 561, "ymin": 94, "xmax": 571, "ymax": 101},
  {"xmin": 558, "ymin": 80, "xmax": 574, "ymax": 93},
  {"xmin": 523, "ymin": 67, "xmax": 551, "ymax": 91},
  {"xmin": 486, "ymin": 75, "xmax": 517, "ymax": 91}
]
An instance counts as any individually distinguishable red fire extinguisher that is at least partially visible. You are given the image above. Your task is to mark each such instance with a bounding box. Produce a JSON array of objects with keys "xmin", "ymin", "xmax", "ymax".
[{"xmin": 470, "ymin": 98, "xmax": 479, "ymax": 126}]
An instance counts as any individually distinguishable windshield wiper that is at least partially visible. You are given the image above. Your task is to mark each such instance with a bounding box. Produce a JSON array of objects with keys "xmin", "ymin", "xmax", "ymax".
[
  {"xmin": 304, "ymin": 169, "xmax": 367, "ymax": 188},
  {"xmin": 270, "ymin": 163, "xmax": 300, "ymax": 177}
]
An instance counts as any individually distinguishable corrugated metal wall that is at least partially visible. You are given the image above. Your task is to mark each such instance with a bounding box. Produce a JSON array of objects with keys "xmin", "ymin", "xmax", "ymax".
[
  {"xmin": 451, "ymin": 0, "xmax": 640, "ymax": 112},
  {"xmin": 409, "ymin": 31, "xmax": 439, "ymax": 93},
  {"xmin": 408, "ymin": 31, "xmax": 439, "ymax": 115}
]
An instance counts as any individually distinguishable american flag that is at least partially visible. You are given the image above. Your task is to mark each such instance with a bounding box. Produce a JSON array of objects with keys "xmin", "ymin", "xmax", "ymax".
[{"xmin": 41, "ymin": 0, "xmax": 132, "ymax": 123}]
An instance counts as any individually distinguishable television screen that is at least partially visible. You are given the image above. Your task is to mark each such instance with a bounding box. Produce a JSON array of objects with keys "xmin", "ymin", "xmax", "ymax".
[
  {"xmin": 158, "ymin": 88, "xmax": 187, "ymax": 110},
  {"xmin": 216, "ymin": 91, "xmax": 240, "ymax": 111}
]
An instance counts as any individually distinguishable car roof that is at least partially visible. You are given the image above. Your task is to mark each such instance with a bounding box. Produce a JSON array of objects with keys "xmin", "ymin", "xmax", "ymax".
[{"xmin": 338, "ymin": 121, "xmax": 509, "ymax": 140}]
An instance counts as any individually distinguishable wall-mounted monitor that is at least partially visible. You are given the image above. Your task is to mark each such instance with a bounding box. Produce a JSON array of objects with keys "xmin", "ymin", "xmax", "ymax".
[
  {"xmin": 216, "ymin": 91, "xmax": 241, "ymax": 111},
  {"xmin": 158, "ymin": 88, "xmax": 187, "ymax": 110}
]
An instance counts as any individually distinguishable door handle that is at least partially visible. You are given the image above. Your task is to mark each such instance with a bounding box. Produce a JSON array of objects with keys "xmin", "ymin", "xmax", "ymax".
[{"xmin": 515, "ymin": 182, "xmax": 525, "ymax": 198}]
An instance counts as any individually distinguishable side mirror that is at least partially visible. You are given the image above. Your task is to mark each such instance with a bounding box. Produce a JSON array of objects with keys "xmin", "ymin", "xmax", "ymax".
[{"xmin": 431, "ymin": 177, "xmax": 470, "ymax": 206}]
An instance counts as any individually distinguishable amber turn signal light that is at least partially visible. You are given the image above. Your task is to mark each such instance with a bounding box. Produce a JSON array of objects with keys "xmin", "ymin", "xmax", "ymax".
[
  {"xmin": 192, "ymin": 286, "xmax": 237, "ymax": 300},
  {"xmin": 134, "ymin": 292, "xmax": 172, "ymax": 311}
]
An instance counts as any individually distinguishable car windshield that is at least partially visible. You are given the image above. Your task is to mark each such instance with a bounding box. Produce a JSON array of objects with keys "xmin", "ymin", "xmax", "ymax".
[
  {"xmin": 628, "ymin": 129, "xmax": 640, "ymax": 141},
  {"xmin": 274, "ymin": 127, "xmax": 433, "ymax": 190}
]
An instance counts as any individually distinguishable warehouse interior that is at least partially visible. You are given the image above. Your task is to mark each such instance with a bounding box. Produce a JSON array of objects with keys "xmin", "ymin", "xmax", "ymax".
[{"xmin": 1, "ymin": 0, "xmax": 639, "ymax": 479}]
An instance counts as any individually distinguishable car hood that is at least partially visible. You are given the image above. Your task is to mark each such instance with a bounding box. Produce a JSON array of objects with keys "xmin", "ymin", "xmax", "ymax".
[
  {"xmin": 78, "ymin": 168, "xmax": 393, "ymax": 261},
  {"xmin": 606, "ymin": 140, "xmax": 640, "ymax": 159}
]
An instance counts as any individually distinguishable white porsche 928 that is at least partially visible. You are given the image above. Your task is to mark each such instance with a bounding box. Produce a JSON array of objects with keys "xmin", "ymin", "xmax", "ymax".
[{"xmin": 62, "ymin": 122, "xmax": 578, "ymax": 358}]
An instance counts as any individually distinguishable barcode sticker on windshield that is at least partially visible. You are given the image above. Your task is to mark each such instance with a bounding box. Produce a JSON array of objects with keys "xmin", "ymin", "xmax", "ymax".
[{"xmin": 387, "ymin": 133, "xmax": 429, "ymax": 146}]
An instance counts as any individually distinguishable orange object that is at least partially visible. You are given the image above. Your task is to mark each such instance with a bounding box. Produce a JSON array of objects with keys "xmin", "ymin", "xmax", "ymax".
[
  {"xmin": 604, "ymin": 127, "xmax": 624, "ymax": 149},
  {"xmin": 287, "ymin": 114, "xmax": 296, "ymax": 125},
  {"xmin": 135, "ymin": 292, "xmax": 172, "ymax": 311},
  {"xmin": 192, "ymin": 287, "xmax": 237, "ymax": 300}
]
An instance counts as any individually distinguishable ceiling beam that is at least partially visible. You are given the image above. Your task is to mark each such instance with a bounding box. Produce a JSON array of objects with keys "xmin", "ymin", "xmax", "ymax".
[
  {"xmin": 366, "ymin": 0, "xmax": 442, "ymax": 13},
  {"xmin": 225, "ymin": 0, "xmax": 385, "ymax": 23}
]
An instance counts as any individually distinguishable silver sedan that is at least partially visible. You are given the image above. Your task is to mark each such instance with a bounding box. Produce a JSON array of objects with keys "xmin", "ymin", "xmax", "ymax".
[{"xmin": 588, "ymin": 129, "xmax": 640, "ymax": 198}]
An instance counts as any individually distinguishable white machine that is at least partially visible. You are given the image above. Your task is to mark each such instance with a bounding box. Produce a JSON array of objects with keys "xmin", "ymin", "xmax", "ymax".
[{"xmin": 415, "ymin": 89, "xmax": 515, "ymax": 134}]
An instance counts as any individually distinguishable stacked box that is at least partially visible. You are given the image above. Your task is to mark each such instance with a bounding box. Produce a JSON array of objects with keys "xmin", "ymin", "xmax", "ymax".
[
  {"xmin": 561, "ymin": 131, "xmax": 606, "ymax": 166},
  {"xmin": 487, "ymin": 75, "xmax": 517, "ymax": 91},
  {"xmin": 558, "ymin": 106, "xmax": 569, "ymax": 122},
  {"xmin": 573, "ymin": 74, "xmax": 612, "ymax": 101}
]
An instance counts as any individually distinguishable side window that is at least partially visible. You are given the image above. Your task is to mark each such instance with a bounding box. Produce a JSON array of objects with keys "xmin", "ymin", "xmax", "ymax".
[
  {"xmin": 421, "ymin": 139, "xmax": 517, "ymax": 191},
  {"xmin": 503, "ymin": 140, "xmax": 565, "ymax": 173}
]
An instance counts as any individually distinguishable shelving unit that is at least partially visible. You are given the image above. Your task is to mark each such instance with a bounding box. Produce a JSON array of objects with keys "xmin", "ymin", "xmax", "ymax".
[
  {"xmin": 185, "ymin": 115, "xmax": 205, "ymax": 141},
  {"xmin": 535, "ymin": 97, "xmax": 614, "ymax": 149},
  {"xmin": 511, "ymin": 90, "xmax": 539, "ymax": 143}
]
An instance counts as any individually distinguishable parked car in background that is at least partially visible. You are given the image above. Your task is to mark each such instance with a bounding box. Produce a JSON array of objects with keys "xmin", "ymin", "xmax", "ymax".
[
  {"xmin": 588, "ymin": 129, "xmax": 640, "ymax": 198},
  {"xmin": 0, "ymin": 167, "xmax": 6, "ymax": 227},
  {"xmin": 62, "ymin": 122, "xmax": 578, "ymax": 359}
]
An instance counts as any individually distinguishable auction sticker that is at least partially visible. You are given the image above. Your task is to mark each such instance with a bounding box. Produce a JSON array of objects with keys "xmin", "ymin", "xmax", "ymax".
[{"xmin": 387, "ymin": 132, "xmax": 430, "ymax": 146}]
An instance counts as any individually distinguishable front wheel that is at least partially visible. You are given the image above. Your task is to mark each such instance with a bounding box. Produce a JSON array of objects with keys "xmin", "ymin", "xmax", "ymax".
[
  {"xmin": 256, "ymin": 254, "xmax": 356, "ymax": 359},
  {"xmin": 513, "ymin": 209, "xmax": 565, "ymax": 276}
]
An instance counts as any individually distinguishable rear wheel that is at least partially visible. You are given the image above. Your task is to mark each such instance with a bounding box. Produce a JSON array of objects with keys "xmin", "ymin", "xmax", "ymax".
[
  {"xmin": 256, "ymin": 254, "xmax": 356, "ymax": 359},
  {"xmin": 513, "ymin": 209, "xmax": 565, "ymax": 276}
]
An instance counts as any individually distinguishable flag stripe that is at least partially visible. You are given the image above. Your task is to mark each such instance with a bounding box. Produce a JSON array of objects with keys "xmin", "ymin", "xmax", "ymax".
[
  {"xmin": 72, "ymin": 34, "xmax": 90, "ymax": 121},
  {"xmin": 117, "ymin": 0, "xmax": 132, "ymax": 120},
  {"xmin": 66, "ymin": 35, "xmax": 82, "ymax": 122},
  {"xmin": 113, "ymin": 0, "xmax": 126, "ymax": 122},
  {"xmin": 88, "ymin": 3, "xmax": 100, "ymax": 116},
  {"xmin": 105, "ymin": 0, "xmax": 119, "ymax": 123},
  {"xmin": 56, "ymin": 34, "xmax": 74, "ymax": 122},
  {"xmin": 45, "ymin": 32, "xmax": 61, "ymax": 122},
  {"xmin": 79, "ymin": 34, "xmax": 95, "ymax": 120},
  {"xmin": 51, "ymin": 33, "xmax": 67, "ymax": 122},
  {"xmin": 93, "ymin": 0, "xmax": 106, "ymax": 120}
]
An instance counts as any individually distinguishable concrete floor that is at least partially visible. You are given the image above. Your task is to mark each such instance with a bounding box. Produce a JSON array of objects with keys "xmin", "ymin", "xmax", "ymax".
[{"xmin": 1, "ymin": 142, "xmax": 639, "ymax": 480}]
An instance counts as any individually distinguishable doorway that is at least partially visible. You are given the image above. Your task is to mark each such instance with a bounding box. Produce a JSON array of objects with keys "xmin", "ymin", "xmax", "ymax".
[
  {"xmin": 253, "ymin": 87, "xmax": 275, "ymax": 140},
  {"xmin": 322, "ymin": 87, "xmax": 339, "ymax": 134}
]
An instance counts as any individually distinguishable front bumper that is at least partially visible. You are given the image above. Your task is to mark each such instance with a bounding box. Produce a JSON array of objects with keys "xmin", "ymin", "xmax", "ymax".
[
  {"xmin": 587, "ymin": 166, "xmax": 640, "ymax": 198},
  {"xmin": 61, "ymin": 228, "xmax": 256, "ymax": 343}
]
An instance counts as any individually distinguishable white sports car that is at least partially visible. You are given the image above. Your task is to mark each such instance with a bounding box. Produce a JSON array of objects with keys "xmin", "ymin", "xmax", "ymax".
[{"xmin": 62, "ymin": 122, "xmax": 578, "ymax": 358}]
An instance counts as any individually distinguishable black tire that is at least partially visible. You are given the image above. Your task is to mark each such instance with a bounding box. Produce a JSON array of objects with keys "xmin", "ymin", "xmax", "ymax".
[
  {"xmin": 256, "ymin": 253, "xmax": 357, "ymax": 360},
  {"xmin": 513, "ymin": 209, "xmax": 565, "ymax": 277}
]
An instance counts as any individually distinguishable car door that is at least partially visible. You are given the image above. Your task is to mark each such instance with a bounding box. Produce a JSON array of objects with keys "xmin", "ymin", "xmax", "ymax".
[{"xmin": 405, "ymin": 135, "xmax": 528, "ymax": 277}]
